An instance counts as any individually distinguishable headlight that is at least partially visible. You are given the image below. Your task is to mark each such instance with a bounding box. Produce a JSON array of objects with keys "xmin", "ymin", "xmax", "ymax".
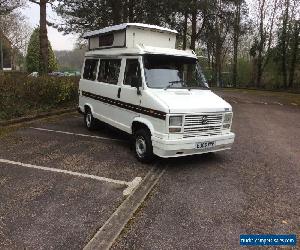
[
  {"xmin": 223, "ymin": 113, "xmax": 232, "ymax": 124},
  {"xmin": 169, "ymin": 116, "xmax": 183, "ymax": 127}
]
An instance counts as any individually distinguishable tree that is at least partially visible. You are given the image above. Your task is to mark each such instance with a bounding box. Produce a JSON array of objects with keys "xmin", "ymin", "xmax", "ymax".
[
  {"xmin": 0, "ymin": 0, "xmax": 24, "ymax": 15},
  {"xmin": 200, "ymin": 0, "xmax": 237, "ymax": 87},
  {"xmin": 26, "ymin": 28, "xmax": 58, "ymax": 73},
  {"xmin": 232, "ymin": 0, "xmax": 241, "ymax": 87},
  {"xmin": 288, "ymin": 20, "xmax": 299, "ymax": 89},
  {"xmin": 54, "ymin": 45, "xmax": 86, "ymax": 71},
  {"xmin": 0, "ymin": 0, "xmax": 25, "ymax": 70},
  {"xmin": 28, "ymin": 0, "xmax": 54, "ymax": 74},
  {"xmin": 53, "ymin": 0, "xmax": 127, "ymax": 34},
  {"xmin": 0, "ymin": 11, "xmax": 31, "ymax": 68},
  {"xmin": 53, "ymin": 0, "xmax": 178, "ymax": 35},
  {"xmin": 275, "ymin": 0, "xmax": 299, "ymax": 88},
  {"xmin": 280, "ymin": 0, "xmax": 290, "ymax": 88},
  {"xmin": 250, "ymin": 0, "xmax": 279, "ymax": 87}
]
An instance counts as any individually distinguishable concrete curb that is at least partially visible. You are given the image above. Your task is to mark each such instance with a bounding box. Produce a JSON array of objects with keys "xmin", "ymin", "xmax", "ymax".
[
  {"xmin": 0, "ymin": 108, "xmax": 77, "ymax": 127},
  {"xmin": 84, "ymin": 166, "xmax": 166, "ymax": 250}
]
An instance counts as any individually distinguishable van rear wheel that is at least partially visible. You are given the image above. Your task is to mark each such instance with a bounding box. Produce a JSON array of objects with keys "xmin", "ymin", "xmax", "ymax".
[
  {"xmin": 134, "ymin": 129, "xmax": 154, "ymax": 163},
  {"xmin": 84, "ymin": 109, "xmax": 97, "ymax": 130}
]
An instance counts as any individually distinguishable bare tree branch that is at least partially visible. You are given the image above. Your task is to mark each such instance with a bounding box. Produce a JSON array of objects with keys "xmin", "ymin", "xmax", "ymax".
[{"xmin": 29, "ymin": 0, "xmax": 41, "ymax": 5}]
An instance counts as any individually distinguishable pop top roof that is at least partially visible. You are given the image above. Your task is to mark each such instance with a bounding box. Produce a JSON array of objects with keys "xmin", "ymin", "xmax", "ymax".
[{"xmin": 83, "ymin": 23, "xmax": 178, "ymax": 38}]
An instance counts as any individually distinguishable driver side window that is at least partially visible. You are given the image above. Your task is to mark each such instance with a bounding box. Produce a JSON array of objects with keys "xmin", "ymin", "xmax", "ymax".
[{"xmin": 124, "ymin": 59, "xmax": 141, "ymax": 86}]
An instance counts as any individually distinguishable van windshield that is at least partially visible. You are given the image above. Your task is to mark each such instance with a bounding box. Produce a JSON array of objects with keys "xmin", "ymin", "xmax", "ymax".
[{"xmin": 143, "ymin": 55, "xmax": 209, "ymax": 89}]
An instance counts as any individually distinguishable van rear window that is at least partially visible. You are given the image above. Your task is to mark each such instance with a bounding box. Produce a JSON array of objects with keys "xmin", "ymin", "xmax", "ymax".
[
  {"xmin": 97, "ymin": 59, "xmax": 121, "ymax": 84},
  {"xmin": 83, "ymin": 59, "xmax": 98, "ymax": 81}
]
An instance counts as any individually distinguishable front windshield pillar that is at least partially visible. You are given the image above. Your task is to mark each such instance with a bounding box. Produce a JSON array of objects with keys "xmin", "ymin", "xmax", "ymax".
[{"xmin": 139, "ymin": 56, "xmax": 147, "ymax": 90}]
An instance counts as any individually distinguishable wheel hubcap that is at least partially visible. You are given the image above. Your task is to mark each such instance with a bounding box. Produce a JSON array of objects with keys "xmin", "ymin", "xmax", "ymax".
[
  {"xmin": 86, "ymin": 113, "xmax": 91, "ymax": 127},
  {"xmin": 136, "ymin": 137, "xmax": 146, "ymax": 158}
]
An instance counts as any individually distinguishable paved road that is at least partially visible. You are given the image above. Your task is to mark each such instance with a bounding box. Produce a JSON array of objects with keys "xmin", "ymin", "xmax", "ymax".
[
  {"xmin": 113, "ymin": 90, "xmax": 300, "ymax": 249},
  {"xmin": 0, "ymin": 90, "xmax": 299, "ymax": 249},
  {"xmin": 0, "ymin": 115, "xmax": 150, "ymax": 249}
]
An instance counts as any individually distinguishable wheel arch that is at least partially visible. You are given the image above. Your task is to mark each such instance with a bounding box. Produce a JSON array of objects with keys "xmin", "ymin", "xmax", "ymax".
[
  {"xmin": 131, "ymin": 117, "xmax": 154, "ymax": 136},
  {"xmin": 83, "ymin": 103, "xmax": 94, "ymax": 114}
]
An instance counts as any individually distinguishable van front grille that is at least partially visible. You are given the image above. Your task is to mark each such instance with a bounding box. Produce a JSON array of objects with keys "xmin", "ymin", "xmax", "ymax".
[{"xmin": 183, "ymin": 113, "xmax": 223, "ymax": 138}]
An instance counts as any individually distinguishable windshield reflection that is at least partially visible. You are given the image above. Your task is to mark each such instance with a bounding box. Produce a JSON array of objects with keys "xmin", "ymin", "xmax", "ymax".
[{"xmin": 143, "ymin": 55, "xmax": 209, "ymax": 89}]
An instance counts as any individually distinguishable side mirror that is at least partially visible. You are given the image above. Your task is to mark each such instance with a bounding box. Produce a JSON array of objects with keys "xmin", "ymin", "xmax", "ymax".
[{"xmin": 130, "ymin": 76, "xmax": 142, "ymax": 95}]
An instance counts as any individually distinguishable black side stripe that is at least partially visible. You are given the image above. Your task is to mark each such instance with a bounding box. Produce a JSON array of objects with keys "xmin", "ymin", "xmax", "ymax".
[{"xmin": 82, "ymin": 91, "xmax": 166, "ymax": 120}]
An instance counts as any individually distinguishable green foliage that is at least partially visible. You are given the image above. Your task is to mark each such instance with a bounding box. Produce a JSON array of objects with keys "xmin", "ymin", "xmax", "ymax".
[
  {"xmin": 25, "ymin": 28, "xmax": 39, "ymax": 73},
  {"xmin": 54, "ymin": 0, "xmax": 179, "ymax": 34},
  {"xmin": 0, "ymin": 0, "xmax": 23, "ymax": 15},
  {"xmin": 274, "ymin": 19, "xmax": 300, "ymax": 88},
  {"xmin": 25, "ymin": 28, "xmax": 58, "ymax": 73},
  {"xmin": 0, "ymin": 74, "xmax": 79, "ymax": 120},
  {"xmin": 48, "ymin": 43, "xmax": 58, "ymax": 72},
  {"xmin": 237, "ymin": 58, "xmax": 252, "ymax": 87},
  {"xmin": 52, "ymin": 0, "xmax": 299, "ymax": 90}
]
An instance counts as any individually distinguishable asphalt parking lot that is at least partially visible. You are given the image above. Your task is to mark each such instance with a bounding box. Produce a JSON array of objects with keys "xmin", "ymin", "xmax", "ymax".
[
  {"xmin": 0, "ymin": 114, "xmax": 166, "ymax": 249},
  {"xmin": 0, "ymin": 89, "xmax": 299, "ymax": 249}
]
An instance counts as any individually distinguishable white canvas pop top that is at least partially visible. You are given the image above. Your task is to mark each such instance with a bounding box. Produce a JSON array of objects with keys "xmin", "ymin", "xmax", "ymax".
[{"xmin": 78, "ymin": 23, "xmax": 235, "ymax": 162}]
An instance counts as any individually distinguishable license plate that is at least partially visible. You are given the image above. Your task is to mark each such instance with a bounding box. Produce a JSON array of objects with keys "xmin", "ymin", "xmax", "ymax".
[{"xmin": 195, "ymin": 141, "xmax": 216, "ymax": 149}]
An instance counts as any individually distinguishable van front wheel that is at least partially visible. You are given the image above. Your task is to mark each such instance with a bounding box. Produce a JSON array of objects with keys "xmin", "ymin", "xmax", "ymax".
[
  {"xmin": 84, "ymin": 109, "xmax": 97, "ymax": 130},
  {"xmin": 134, "ymin": 129, "xmax": 154, "ymax": 163}
]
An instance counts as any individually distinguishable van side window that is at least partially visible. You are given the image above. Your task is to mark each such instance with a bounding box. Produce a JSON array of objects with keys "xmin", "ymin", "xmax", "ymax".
[
  {"xmin": 83, "ymin": 59, "xmax": 98, "ymax": 81},
  {"xmin": 97, "ymin": 59, "xmax": 121, "ymax": 84},
  {"xmin": 124, "ymin": 59, "xmax": 141, "ymax": 86}
]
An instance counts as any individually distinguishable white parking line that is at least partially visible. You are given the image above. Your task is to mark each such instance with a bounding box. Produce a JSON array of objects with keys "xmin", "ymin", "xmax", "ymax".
[
  {"xmin": 255, "ymin": 101, "xmax": 268, "ymax": 105},
  {"xmin": 0, "ymin": 158, "xmax": 141, "ymax": 196},
  {"xmin": 29, "ymin": 127, "xmax": 123, "ymax": 142}
]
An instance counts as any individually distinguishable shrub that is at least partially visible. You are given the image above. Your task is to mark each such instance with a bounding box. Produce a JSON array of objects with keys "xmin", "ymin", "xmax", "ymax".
[
  {"xmin": 25, "ymin": 28, "xmax": 58, "ymax": 73},
  {"xmin": 0, "ymin": 74, "xmax": 79, "ymax": 120}
]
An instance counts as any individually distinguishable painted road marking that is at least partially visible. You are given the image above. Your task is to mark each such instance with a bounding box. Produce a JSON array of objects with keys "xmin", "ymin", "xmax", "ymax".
[
  {"xmin": 84, "ymin": 166, "xmax": 166, "ymax": 250},
  {"xmin": 258, "ymin": 101, "xmax": 268, "ymax": 105},
  {"xmin": 232, "ymin": 100, "xmax": 238, "ymax": 104},
  {"xmin": 0, "ymin": 158, "xmax": 141, "ymax": 196},
  {"xmin": 273, "ymin": 102, "xmax": 283, "ymax": 106},
  {"xmin": 29, "ymin": 127, "xmax": 124, "ymax": 142},
  {"xmin": 291, "ymin": 103, "xmax": 298, "ymax": 106}
]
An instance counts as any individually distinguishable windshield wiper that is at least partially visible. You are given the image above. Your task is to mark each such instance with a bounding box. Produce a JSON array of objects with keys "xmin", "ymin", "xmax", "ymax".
[
  {"xmin": 164, "ymin": 80, "xmax": 209, "ymax": 90},
  {"xmin": 164, "ymin": 80, "xmax": 186, "ymax": 90}
]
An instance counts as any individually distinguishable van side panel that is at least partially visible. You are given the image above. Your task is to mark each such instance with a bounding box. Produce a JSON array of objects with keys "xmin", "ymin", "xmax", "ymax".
[
  {"xmin": 79, "ymin": 56, "xmax": 170, "ymax": 137},
  {"xmin": 126, "ymin": 27, "xmax": 176, "ymax": 49},
  {"xmin": 79, "ymin": 57, "xmax": 131, "ymax": 133}
]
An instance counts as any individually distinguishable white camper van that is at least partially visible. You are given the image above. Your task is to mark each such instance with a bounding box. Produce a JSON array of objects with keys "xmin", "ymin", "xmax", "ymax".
[{"xmin": 78, "ymin": 23, "xmax": 235, "ymax": 162}]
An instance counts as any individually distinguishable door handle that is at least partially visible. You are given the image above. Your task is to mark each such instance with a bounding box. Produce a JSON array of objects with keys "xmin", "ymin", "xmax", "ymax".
[{"xmin": 117, "ymin": 87, "xmax": 121, "ymax": 98}]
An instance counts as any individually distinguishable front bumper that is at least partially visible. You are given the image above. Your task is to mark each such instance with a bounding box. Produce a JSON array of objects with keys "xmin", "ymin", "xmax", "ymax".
[{"xmin": 152, "ymin": 132, "xmax": 235, "ymax": 158}]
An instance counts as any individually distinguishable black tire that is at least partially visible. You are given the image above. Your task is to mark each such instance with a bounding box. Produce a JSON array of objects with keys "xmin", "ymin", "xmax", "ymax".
[
  {"xmin": 134, "ymin": 129, "xmax": 154, "ymax": 163},
  {"xmin": 84, "ymin": 108, "xmax": 97, "ymax": 130}
]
